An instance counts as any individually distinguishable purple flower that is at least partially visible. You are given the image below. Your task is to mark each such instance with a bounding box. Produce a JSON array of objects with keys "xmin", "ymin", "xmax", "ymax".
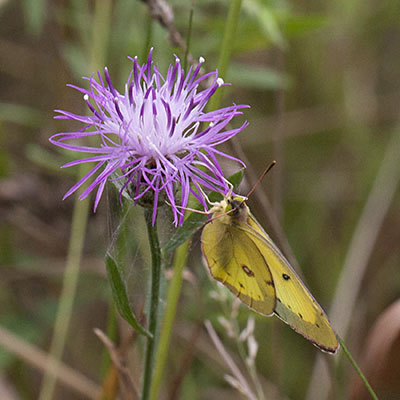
[{"xmin": 50, "ymin": 49, "xmax": 248, "ymax": 225}]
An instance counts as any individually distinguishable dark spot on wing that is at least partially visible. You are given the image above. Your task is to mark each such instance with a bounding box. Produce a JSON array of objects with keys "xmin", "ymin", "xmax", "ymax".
[
  {"xmin": 316, "ymin": 323, "xmax": 320, "ymax": 328},
  {"xmin": 276, "ymin": 297, "xmax": 281, "ymax": 303},
  {"xmin": 264, "ymin": 279, "xmax": 273, "ymax": 286},
  {"xmin": 226, "ymin": 271, "xmax": 231, "ymax": 276},
  {"xmin": 241, "ymin": 265, "xmax": 255, "ymax": 277},
  {"xmin": 239, "ymin": 282, "xmax": 244, "ymax": 289},
  {"xmin": 287, "ymin": 304, "xmax": 292, "ymax": 310},
  {"xmin": 298, "ymin": 313, "xmax": 303, "ymax": 319},
  {"xmin": 282, "ymin": 274, "xmax": 290, "ymax": 281}
]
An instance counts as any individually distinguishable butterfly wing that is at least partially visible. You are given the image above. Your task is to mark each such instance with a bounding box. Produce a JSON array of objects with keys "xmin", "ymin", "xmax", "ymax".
[
  {"xmin": 201, "ymin": 218, "xmax": 276, "ymax": 315},
  {"xmin": 239, "ymin": 215, "xmax": 338, "ymax": 353}
]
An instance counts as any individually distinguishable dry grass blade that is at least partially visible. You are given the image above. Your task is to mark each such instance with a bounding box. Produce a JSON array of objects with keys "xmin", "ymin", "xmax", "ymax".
[
  {"xmin": 94, "ymin": 328, "xmax": 138, "ymax": 400},
  {"xmin": 272, "ymin": 48, "xmax": 286, "ymax": 221},
  {"xmin": 205, "ymin": 320, "xmax": 257, "ymax": 400},
  {"xmin": 0, "ymin": 325, "xmax": 100, "ymax": 398},
  {"xmin": 0, "ymin": 375, "xmax": 18, "ymax": 400},
  {"xmin": 307, "ymin": 129, "xmax": 400, "ymax": 400},
  {"xmin": 141, "ymin": 0, "xmax": 195, "ymax": 66},
  {"xmin": 351, "ymin": 299, "xmax": 400, "ymax": 399},
  {"xmin": 167, "ymin": 322, "xmax": 202, "ymax": 400}
]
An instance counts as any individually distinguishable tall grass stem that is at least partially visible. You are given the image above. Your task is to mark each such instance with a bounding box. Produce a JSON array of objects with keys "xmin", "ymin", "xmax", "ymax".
[
  {"xmin": 183, "ymin": 5, "xmax": 194, "ymax": 72},
  {"xmin": 142, "ymin": 13, "xmax": 153, "ymax": 62},
  {"xmin": 307, "ymin": 129, "xmax": 400, "ymax": 400},
  {"xmin": 149, "ymin": 241, "xmax": 189, "ymax": 400},
  {"xmin": 38, "ymin": 1, "xmax": 111, "ymax": 398},
  {"xmin": 206, "ymin": 0, "xmax": 243, "ymax": 111},
  {"xmin": 37, "ymin": 192, "xmax": 90, "ymax": 400},
  {"xmin": 338, "ymin": 336, "xmax": 379, "ymax": 400}
]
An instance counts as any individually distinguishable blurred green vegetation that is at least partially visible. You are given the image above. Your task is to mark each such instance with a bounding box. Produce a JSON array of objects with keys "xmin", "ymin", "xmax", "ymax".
[{"xmin": 0, "ymin": 0, "xmax": 399, "ymax": 399}]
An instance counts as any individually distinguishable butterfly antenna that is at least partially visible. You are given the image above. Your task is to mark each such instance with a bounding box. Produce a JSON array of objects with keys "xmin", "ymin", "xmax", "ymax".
[
  {"xmin": 223, "ymin": 177, "xmax": 240, "ymax": 199},
  {"xmin": 197, "ymin": 185, "xmax": 220, "ymax": 208},
  {"xmin": 224, "ymin": 178, "xmax": 234, "ymax": 193},
  {"xmin": 166, "ymin": 201, "xmax": 211, "ymax": 215},
  {"xmin": 245, "ymin": 160, "xmax": 277, "ymax": 199}
]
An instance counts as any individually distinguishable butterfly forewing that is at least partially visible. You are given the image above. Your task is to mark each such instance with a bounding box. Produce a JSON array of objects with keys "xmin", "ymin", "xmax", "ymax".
[{"xmin": 240, "ymin": 213, "xmax": 338, "ymax": 353}]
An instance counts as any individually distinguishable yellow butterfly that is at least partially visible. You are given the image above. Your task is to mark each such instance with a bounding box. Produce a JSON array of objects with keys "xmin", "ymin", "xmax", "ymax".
[{"xmin": 201, "ymin": 191, "xmax": 339, "ymax": 353}]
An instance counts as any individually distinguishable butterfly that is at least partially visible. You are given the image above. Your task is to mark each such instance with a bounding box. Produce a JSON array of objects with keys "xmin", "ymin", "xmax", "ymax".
[{"xmin": 201, "ymin": 191, "xmax": 339, "ymax": 353}]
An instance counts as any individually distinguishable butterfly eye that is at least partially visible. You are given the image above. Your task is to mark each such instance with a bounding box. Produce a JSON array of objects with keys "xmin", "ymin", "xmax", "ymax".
[
  {"xmin": 230, "ymin": 201, "xmax": 241, "ymax": 216},
  {"xmin": 230, "ymin": 199, "xmax": 240, "ymax": 209}
]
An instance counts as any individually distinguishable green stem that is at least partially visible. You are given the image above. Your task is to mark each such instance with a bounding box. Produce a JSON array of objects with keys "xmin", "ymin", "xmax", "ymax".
[
  {"xmin": 183, "ymin": 5, "xmax": 194, "ymax": 73},
  {"xmin": 142, "ymin": 13, "xmax": 153, "ymax": 62},
  {"xmin": 338, "ymin": 336, "xmax": 379, "ymax": 400},
  {"xmin": 149, "ymin": 240, "xmax": 189, "ymax": 400},
  {"xmin": 207, "ymin": 0, "xmax": 243, "ymax": 111},
  {"xmin": 146, "ymin": 2, "xmax": 244, "ymax": 396},
  {"xmin": 38, "ymin": 2, "xmax": 112, "ymax": 399},
  {"xmin": 141, "ymin": 209, "xmax": 162, "ymax": 400},
  {"xmin": 38, "ymin": 171, "xmax": 90, "ymax": 400},
  {"xmin": 89, "ymin": 0, "xmax": 112, "ymax": 69}
]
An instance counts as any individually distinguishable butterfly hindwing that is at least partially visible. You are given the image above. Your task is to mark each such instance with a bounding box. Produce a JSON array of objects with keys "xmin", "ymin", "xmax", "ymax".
[{"xmin": 201, "ymin": 218, "xmax": 276, "ymax": 316}]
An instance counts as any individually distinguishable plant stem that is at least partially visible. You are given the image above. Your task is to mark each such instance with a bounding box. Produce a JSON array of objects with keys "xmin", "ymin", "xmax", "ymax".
[
  {"xmin": 38, "ymin": 2, "xmax": 112, "ymax": 398},
  {"xmin": 142, "ymin": 13, "xmax": 153, "ymax": 62},
  {"xmin": 149, "ymin": 240, "xmax": 189, "ymax": 400},
  {"xmin": 148, "ymin": 6, "xmax": 196, "ymax": 394},
  {"xmin": 183, "ymin": 4, "xmax": 194, "ymax": 73},
  {"xmin": 307, "ymin": 130, "xmax": 400, "ymax": 400},
  {"xmin": 207, "ymin": 0, "xmax": 243, "ymax": 111},
  {"xmin": 147, "ymin": 2, "xmax": 244, "ymax": 396},
  {"xmin": 338, "ymin": 336, "xmax": 379, "ymax": 400},
  {"xmin": 37, "ymin": 191, "xmax": 90, "ymax": 400},
  {"xmin": 141, "ymin": 209, "xmax": 162, "ymax": 400}
]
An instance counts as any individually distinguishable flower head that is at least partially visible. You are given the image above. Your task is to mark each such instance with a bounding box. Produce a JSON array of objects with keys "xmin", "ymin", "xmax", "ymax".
[{"xmin": 51, "ymin": 49, "xmax": 248, "ymax": 224}]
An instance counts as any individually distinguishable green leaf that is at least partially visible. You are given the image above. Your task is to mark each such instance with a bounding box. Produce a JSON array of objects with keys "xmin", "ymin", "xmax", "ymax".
[
  {"xmin": 25, "ymin": 144, "xmax": 75, "ymax": 175},
  {"xmin": 162, "ymin": 210, "xmax": 208, "ymax": 254},
  {"xmin": 229, "ymin": 62, "xmax": 291, "ymax": 91},
  {"xmin": 162, "ymin": 170, "xmax": 245, "ymax": 254},
  {"xmin": 105, "ymin": 254, "xmax": 152, "ymax": 338},
  {"xmin": 0, "ymin": 103, "xmax": 43, "ymax": 127},
  {"xmin": 243, "ymin": 0, "xmax": 286, "ymax": 48},
  {"xmin": 228, "ymin": 169, "xmax": 245, "ymax": 191},
  {"xmin": 22, "ymin": 0, "xmax": 46, "ymax": 35},
  {"xmin": 283, "ymin": 14, "xmax": 329, "ymax": 37}
]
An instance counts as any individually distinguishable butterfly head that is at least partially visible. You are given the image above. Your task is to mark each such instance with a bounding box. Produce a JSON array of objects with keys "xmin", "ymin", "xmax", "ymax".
[
  {"xmin": 208, "ymin": 191, "xmax": 249, "ymax": 224},
  {"xmin": 226, "ymin": 195, "xmax": 250, "ymax": 223}
]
